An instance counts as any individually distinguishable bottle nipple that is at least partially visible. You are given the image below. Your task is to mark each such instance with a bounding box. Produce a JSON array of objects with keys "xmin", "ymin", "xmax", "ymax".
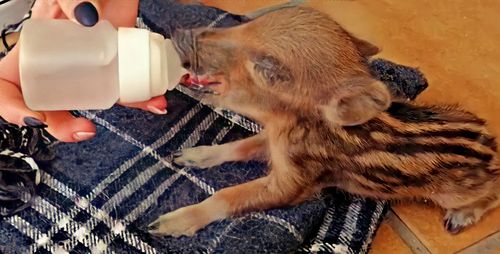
[{"xmin": 117, "ymin": 28, "xmax": 188, "ymax": 104}]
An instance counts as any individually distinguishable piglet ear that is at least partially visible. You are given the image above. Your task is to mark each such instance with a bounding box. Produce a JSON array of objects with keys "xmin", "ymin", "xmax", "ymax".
[{"xmin": 322, "ymin": 77, "xmax": 390, "ymax": 126}]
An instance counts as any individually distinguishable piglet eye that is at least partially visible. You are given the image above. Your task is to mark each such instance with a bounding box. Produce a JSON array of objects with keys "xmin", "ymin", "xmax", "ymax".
[{"xmin": 182, "ymin": 62, "xmax": 191, "ymax": 69}]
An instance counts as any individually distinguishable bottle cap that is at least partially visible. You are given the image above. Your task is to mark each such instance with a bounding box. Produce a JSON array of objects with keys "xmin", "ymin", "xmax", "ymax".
[{"xmin": 117, "ymin": 28, "xmax": 187, "ymax": 103}]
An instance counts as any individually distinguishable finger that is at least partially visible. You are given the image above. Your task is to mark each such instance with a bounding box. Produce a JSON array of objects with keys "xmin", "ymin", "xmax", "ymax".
[
  {"xmin": 56, "ymin": 0, "xmax": 101, "ymax": 27},
  {"xmin": 44, "ymin": 111, "xmax": 96, "ymax": 142},
  {"xmin": 0, "ymin": 79, "xmax": 46, "ymax": 127},
  {"xmin": 30, "ymin": 0, "xmax": 64, "ymax": 19},
  {"xmin": 0, "ymin": 46, "xmax": 46, "ymax": 127},
  {"xmin": 119, "ymin": 96, "xmax": 168, "ymax": 115},
  {"xmin": 101, "ymin": 0, "xmax": 139, "ymax": 27},
  {"xmin": 0, "ymin": 41, "xmax": 20, "ymax": 86},
  {"xmin": 0, "ymin": 78, "xmax": 97, "ymax": 143}
]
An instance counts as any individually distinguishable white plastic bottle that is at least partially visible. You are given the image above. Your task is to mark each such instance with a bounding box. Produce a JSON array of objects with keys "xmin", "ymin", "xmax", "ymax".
[{"xmin": 18, "ymin": 19, "xmax": 187, "ymax": 111}]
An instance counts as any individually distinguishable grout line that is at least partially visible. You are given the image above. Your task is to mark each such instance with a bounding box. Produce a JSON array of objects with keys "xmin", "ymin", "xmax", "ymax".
[
  {"xmin": 386, "ymin": 209, "xmax": 431, "ymax": 254},
  {"xmin": 456, "ymin": 230, "xmax": 500, "ymax": 254}
]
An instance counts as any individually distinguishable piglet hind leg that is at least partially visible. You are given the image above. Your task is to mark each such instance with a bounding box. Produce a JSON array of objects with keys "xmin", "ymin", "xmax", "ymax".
[
  {"xmin": 173, "ymin": 133, "xmax": 266, "ymax": 169},
  {"xmin": 442, "ymin": 191, "xmax": 500, "ymax": 234},
  {"xmin": 148, "ymin": 174, "xmax": 305, "ymax": 237}
]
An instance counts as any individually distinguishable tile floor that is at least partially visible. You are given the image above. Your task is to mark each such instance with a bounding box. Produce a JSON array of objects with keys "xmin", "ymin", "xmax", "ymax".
[
  {"xmin": 372, "ymin": 206, "xmax": 500, "ymax": 254},
  {"xmin": 3, "ymin": 0, "xmax": 500, "ymax": 253}
]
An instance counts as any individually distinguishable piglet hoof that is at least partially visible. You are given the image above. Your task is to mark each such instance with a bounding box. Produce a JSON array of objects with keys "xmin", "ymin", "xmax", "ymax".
[
  {"xmin": 443, "ymin": 209, "xmax": 478, "ymax": 235},
  {"xmin": 172, "ymin": 146, "xmax": 225, "ymax": 169},
  {"xmin": 148, "ymin": 204, "xmax": 211, "ymax": 237}
]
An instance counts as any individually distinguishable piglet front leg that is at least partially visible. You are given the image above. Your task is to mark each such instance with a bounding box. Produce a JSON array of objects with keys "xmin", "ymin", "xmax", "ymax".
[
  {"xmin": 148, "ymin": 172, "xmax": 306, "ymax": 237},
  {"xmin": 173, "ymin": 132, "xmax": 267, "ymax": 169}
]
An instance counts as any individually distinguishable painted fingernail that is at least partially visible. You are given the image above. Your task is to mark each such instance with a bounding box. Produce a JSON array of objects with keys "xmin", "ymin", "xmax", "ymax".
[
  {"xmin": 74, "ymin": 2, "xmax": 99, "ymax": 27},
  {"xmin": 147, "ymin": 105, "xmax": 168, "ymax": 115},
  {"xmin": 23, "ymin": 117, "xmax": 47, "ymax": 128},
  {"xmin": 73, "ymin": 131, "xmax": 96, "ymax": 141}
]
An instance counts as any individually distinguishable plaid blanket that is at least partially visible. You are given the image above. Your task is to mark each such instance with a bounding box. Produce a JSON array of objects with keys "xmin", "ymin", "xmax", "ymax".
[
  {"xmin": 0, "ymin": 65, "xmax": 426, "ymax": 253},
  {"xmin": 0, "ymin": 1, "xmax": 430, "ymax": 253},
  {"xmin": 1, "ymin": 89, "xmax": 389, "ymax": 254}
]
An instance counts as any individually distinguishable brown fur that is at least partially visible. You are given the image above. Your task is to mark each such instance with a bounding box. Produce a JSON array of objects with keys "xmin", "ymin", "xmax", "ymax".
[{"xmin": 148, "ymin": 7, "xmax": 500, "ymax": 237}]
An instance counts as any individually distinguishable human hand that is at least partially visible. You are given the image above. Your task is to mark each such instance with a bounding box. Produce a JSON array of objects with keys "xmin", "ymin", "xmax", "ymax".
[{"xmin": 0, "ymin": 0, "xmax": 168, "ymax": 142}]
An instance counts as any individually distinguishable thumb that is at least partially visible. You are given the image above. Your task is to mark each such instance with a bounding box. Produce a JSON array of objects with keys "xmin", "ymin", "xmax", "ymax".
[{"xmin": 56, "ymin": 0, "xmax": 102, "ymax": 27}]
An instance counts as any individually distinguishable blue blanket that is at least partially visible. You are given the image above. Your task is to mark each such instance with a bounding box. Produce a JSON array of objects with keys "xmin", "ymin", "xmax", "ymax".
[{"xmin": 1, "ymin": 90, "xmax": 388, "ymax": 254}]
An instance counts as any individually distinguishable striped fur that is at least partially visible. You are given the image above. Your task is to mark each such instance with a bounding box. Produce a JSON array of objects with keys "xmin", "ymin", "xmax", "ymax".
[{"xmin": 286, "ymin": 102, "xmax": 498, "ymax": 200}]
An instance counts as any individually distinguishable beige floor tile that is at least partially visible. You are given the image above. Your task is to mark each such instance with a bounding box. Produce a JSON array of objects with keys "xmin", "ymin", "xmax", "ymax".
[
  {"xmin": 458, "ymin": 230, "xmax": 500, "ymax": 254},
  {"xmin": 369, "ymin": 222, "xmax": 413, "ymax": 254},
  {"xmin": 393, "ymin": 204, "xmax": 500, "ymax": 254}
]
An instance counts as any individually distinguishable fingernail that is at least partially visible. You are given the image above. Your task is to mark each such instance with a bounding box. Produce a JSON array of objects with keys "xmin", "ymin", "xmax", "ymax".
[
  {"xmin": 73, "ymin": 132, "xmax": 96, "ymax": 141},
  {"xmin": 74, "ymin": 2, "xmax": 99, "ymax": 27},
  {"xmin": 23, "ymin": 117, "xmax": 47, "ymax": 128},
  {"xmin": 147, "ymin": 105, "xmax": 168, "ymax": 115}
]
